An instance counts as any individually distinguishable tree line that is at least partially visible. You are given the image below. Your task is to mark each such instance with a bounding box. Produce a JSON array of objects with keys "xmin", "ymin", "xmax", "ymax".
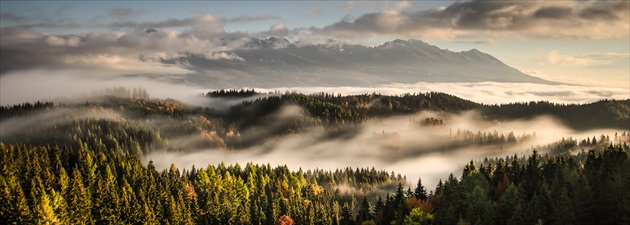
[{"xmin": 1, "ymin": 141, "xmax": 627, "ymax": 224}]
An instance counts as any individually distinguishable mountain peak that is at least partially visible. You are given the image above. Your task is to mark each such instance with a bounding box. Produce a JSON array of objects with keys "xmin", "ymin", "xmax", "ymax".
[
  {"xmin": 245, "ymin": 37, "xmax": 291, "ymax": 49},
  {"xmin": 460, "ymin": 48, "xmax": 498, "ymax": 63},
  {"xmin": 382, "ymin": 39, "xmax": 432, "ymax": 47},
  {"xmin": 171, "ymin": 38, "xmax": 555, "ymax": 87}
]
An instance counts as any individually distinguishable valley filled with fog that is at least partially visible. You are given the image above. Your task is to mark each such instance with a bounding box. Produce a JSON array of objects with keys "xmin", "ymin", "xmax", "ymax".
[
  {"xmin": 2, "ymin": 0, "xmax": 629, "ymax": 223},
  {"xmin": 2, "ymin": 86, "xmax": 628, "ymax": 190}
]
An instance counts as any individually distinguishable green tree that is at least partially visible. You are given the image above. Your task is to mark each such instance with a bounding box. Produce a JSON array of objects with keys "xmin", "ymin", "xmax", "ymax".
[
  {"xmin": 414, "ymin": 178, "xmax": 428, "ymax": 201},
  {"xmin": 393, "ymin": 183, "xmax": 408, "ymax": 224},
  {"xmin": 357, "ymin": 197, "xmax": 373, "ymax": 223},
  {"xmin": 549, "ymin": 181, "xmax": 574, "ymax": 225},
  {"xmin": 341, "ymin": 202, "xmax": 354, "ymax": 225},
  {"xmin": 33, "ymin": 191, "xmax": 60, "ymax": 225},
  {"xmin": 91, "ymin": 175, "xmax": 120, "ymax": 224},
  {"xmin": 404, "ymin": 208, "xmax": 434, "ymax": 225},
  {"xmin": 0, "ymin": 177, "xmax": 32, "ymax": 224},
  {"xmin": 494, "ymin": 185, "xmax": 520, "ymax": 225}
]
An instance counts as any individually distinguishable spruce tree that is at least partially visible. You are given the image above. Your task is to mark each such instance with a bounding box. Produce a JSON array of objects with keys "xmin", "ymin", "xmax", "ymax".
[{"xmin": 414, "ymin": 178, "xmax": 428, "ymax": 200}]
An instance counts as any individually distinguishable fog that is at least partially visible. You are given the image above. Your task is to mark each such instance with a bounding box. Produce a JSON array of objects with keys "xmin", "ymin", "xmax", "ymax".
[
  {"xmin": 2, "ymin": 71, "xmax": 627, "ymax": 189},
  {"xmin": 0, "ymin": 107, "xmax": 124, "ymax": 141},
  {"xmin": 143, "ymin": 108, "xmax": 623, "ymax": 189},
  {"xmin": 0, "ymin": 69, "xmax": 200, "ymax": 106},
  {"xmin": 251, "ymin": 82, "xmax": 629, "ymax": 105},
  {"xmin": 2, "ymin": 70, "xmax": 628, "ymax": 106}
]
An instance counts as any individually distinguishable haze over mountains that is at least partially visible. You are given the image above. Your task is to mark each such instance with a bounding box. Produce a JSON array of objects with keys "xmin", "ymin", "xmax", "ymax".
[
  {"xmin": 3, "ymin": 34, "xmax": 626, "ymax": 106},
  {"xmin": 160, "ymin": 38, "xmax": 555, "ymax": 87}
]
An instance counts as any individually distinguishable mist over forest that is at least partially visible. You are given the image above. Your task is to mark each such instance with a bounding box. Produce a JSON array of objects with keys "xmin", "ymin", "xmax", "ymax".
[
  {"xmin": 1, "ymin": 86, "xmax": 628, "ymax": 224},
  {"xmin": 1, "ymin": 0, "xmax": 629, "ymax": 223}
]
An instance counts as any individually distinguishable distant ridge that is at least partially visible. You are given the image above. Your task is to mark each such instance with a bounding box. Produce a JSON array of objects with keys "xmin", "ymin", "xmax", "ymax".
[{"xmin": 163, "ymin": 38, "xmax": 558, "ymax": 88}]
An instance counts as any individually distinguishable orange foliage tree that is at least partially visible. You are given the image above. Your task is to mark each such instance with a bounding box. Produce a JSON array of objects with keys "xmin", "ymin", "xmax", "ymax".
[{"xmin": 275, "ymin": 215, "xmax": 294, "ymax": 225}]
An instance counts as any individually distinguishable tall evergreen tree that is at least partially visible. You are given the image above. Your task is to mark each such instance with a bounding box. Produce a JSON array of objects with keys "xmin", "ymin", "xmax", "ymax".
[
  {"xmin": 414, "ymin": 178, "xmax": 428, "ymax": 200},
  {"xmin": 340, "ymin": 202, "xmax": 354, "ymax": 225},
  {"xmin": 33, "ymin": 191, "xmax": 60, "ymax": 225},
  {"xmin": 357, "ymin": 197, "xmax": 373, "ymax": 223}
]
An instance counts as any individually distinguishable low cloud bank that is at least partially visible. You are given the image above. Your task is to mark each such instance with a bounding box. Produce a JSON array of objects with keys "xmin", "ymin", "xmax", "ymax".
[
  {"xmin": 252, "ymin": 82, "xmax": 629, "ymax": 105},
  {"xmin": 143, "ymin": 109, "xmax": 623, "ymax": 189},
  {"xmin": 0, "ymin": 69, "xmax": 202, "ymax": 106},
  {"xmin": 1, "ymin": 69, "xmax": 625, "ymax": 189},
  {"xmin": 2, "ymin": 69, "xmax": 627, "ymax": 107}
]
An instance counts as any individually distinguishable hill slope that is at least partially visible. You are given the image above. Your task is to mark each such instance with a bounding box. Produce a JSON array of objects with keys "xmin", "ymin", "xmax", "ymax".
[{"xmin": 162, "ymin": 38, "xmax": 556, "ymax": 87}]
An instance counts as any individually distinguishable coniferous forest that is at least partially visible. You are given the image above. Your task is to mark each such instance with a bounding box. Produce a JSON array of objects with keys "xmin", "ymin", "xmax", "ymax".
[{"xmin": 1, "ymin": 88, "xmax": 629, "ymax": 225}]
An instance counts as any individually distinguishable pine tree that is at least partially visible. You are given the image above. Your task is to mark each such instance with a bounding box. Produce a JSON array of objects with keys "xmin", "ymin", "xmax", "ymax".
[
  {"xmin": 340, "ymin": 202, "xmax": 354, "ymax": 225},
  {"xmin": 495, "ymin": 185, "xmax": 520, "ymax": 225},
  {"xmin": 49, "ymin": 189, "xmax": 68, "ymax": 224},
  {"xmin": 393, "ymin": 183, "xmax": 408, "ymax": 225},
  {"xmin": 33, "ymin": 191, "xmax": 60, "ymax": 225},
  {"xmin": 92, "ymin": 175, "xmax": 120, "ymax": 224},
  {"xmin": 549, "ymin": 181, "xmax": 574, "ymax": 225},
  {"xmin": 357, "ymin": 197, "xmax": 373, "ymax": 223},
  {"xmin": 0, "ymin": 177, "xmax": 32, "ymax": 223},
  {"xmin": 414, "ymin": 178, "xmax": 428, "ymax": 200}
]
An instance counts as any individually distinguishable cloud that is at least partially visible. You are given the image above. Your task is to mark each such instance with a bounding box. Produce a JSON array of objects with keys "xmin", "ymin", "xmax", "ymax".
[
  {"xmin": 107, "ymin": 14, "xmax": 279, "ymax": 31},
  {"xmin": 249, "ymin": 82, "xmax": 629, "ymax": 105},
  {"xmin": 203, "ymin": 52, "xmax": 244, "ymax": 61},
  {"xmin": 579, "ymin": 1, "xmax": 628, "ymax": 20},
  {"xmin": 3, "ymin": 60, "xmax": 627, "ymax": 109},
  {"xmin": 538, "ymin": 50, "xmax": 630, "ymax": 66},
  {"xmin": 0, "ymin": 26, "xmax": 246, "ymax": 74},
  {"xmin": 2, "ymin": 10, "xmax": 303, "ymax": 77},
  {"xmin": 1, "ymin": 9, "xmax": 279, "ymax": 35},
  {"xmin": 142, "ymin": 105, "xmax": 622, "ymax": 189},
  {"xmin": 314, "ymin": 0, "xmax": 629, "ymax": 40},
  {"xmin": 0, "ymin": 12, "xmax": 285, "ymax": 75},
  {"xmin": 0, "ymin": 67, "xmax": 624, "ymax": 190},
  {"xmin": 0, "ymin": 69, "xmax": 200, "ymax": 106},
  {"xmin": 260, "ymin": 23, "xmax": 289, "ymax": 37},
  {"xmin": 393, "ymin": 1, "xmax": 412, "ymax": 10},
  {"xmin": 455, "ymin": 39, "xmax": 498, "ymax": 44},
  {"xmin": 533, "ymin": 6, "xmax": 573, "ymax": 19}
]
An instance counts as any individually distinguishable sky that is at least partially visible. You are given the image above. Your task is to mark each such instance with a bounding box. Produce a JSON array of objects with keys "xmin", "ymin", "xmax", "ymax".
[{"xmin": 1, "ymin": 0, "xmax": 629, "ymax": 92}]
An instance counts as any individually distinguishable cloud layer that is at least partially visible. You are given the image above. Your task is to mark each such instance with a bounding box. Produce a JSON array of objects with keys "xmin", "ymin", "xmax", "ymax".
[
  {"xmin": 1, "ymin": 69, "xmax": 625, "ymax": 189},
  {"xmin": 143, "ymin": 108, "xmax": 622, "ymax": 189},
  {"xmin": 0, "ymin": 26, "xmax": 251, "ymax": 74},
  {"xmin": 1, "ymin": 68, "xmax": 627, "ymax": 107},
  {"xmin": 538, "ymin": 50, "xmax": 630, "ymax": 66},
  {"xmin": 313, "ymin": 0, "xmax": 629, "ymax": 40},
  {"xmin": 252, "ymin": 82, "xmax": 629, "ymax": 105}
]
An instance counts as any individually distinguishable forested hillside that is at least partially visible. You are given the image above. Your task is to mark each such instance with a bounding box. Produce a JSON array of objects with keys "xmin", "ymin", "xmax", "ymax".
[
  {"xmin": 301, "ymin": 92, "xmax": 630, "ymax": 130},
  {"xmin": 0, "ymin": 88, "xmax": 629, "ymax": 224},
  {"xmin": 207, "ymin": 91, "xmax": 629, "ymax": 131},
  {"xmin": 1, "ymin": 141, "xmax": 628, "ymax": 224}
]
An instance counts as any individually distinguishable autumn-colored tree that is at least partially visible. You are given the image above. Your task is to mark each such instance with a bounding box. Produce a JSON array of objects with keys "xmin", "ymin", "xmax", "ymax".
[{"xmin": 275, "ymin": 215, "xmax": 294, "ymax": 225}]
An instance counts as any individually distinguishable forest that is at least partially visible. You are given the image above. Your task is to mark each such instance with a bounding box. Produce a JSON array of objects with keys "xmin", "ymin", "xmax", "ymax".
[{"xmin": 0, "ymin": 87, "xmax": 629, "ymax": 224}]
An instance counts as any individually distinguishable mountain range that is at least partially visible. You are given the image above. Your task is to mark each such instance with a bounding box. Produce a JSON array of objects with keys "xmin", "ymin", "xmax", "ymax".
[{"xmin": 161, "ymin": 38, "xmax": 556, "ymax": 88}]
